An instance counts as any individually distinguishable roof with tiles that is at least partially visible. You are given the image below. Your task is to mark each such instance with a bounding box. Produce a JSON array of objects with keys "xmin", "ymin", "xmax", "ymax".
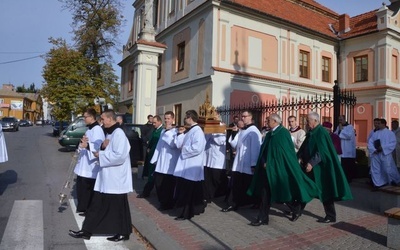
[
  {"xmin": 222, "ymin": 0, "xmax": 382, "ymax": 40},
  {"xmin": 0, "ymin": 89, "xmax": 24, "ymax": 98},
  {"xmin": 336, "ymin": 10, "xmax": 379, "ymax": 39},
  {"xmin": 22, "ymin": 93, "xmax": 40, "ymax": 101}
]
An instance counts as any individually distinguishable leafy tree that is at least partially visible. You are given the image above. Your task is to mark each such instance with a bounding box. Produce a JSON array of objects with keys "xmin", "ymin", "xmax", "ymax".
[
  {"xmin": 41, "ymin": 38, "xmax": 93, "ymax": 121},
  {"xmin": 62, "ymin": 0, "xmax": 124, "ymax": 62},
  {"xmin": 41, "ymin": 0, "xmax": 123, "ymax": 120},
  {"xmin": 16, "ymin": 83, "xmax": 38, "ymax": 93}
]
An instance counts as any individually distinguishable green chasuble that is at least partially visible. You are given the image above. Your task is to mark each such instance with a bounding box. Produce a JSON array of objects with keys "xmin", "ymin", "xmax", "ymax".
[
  {"xmin": 298, "ymin": 124, "xmax": 353, "ymax": 203},
  {"xmin": 143, "ymin": 126, "xmax": 163, "ymax": 180},
  {"xmin": 247, "ymin": 125, "xmax": 319, "ymax": 203}
]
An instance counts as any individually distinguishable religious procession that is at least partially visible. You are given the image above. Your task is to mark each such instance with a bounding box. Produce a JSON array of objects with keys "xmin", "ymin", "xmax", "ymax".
[{"xmin": 63, "ymin": 94, "xmax": 400, "ymax": 243}]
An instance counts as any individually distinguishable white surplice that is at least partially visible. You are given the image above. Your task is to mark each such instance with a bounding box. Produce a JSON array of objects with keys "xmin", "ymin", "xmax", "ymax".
[
  {"xmin": 368, "ymin": 128, "xmax": 400, "ymax": 186},
  {"xmin": 173, "ymin": 125, "xmax": 206, "ymax": 181},
  {"xmin": 334, "ymin": 124, "xmax": 356, "ymax": 158},
  {"xmin": 151, "ymin": 128, "xmax": 180, "ymax": 175},
  {"xmin": 0, "ymin": 124, "xmax": 8, "ymax": 163},
  {"xmin": 74, "ymin": 124, "xmax": 105, "ymax": 179},
  {"xmin": 203, "ymin": 133, "xmax": 226, "ymax": 169},
  {"xmin": 229, "ymin": 125, "xmax": 262, "ymax": 175},
  {"xmin": 95, "ymin": 127, "xmax": 133, "ymax": 194}
]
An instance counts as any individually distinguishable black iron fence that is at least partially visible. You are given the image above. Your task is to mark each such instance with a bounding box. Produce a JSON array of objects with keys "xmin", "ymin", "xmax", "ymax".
[{"xmin": 217, "ymin": 82, "xmax": 356, "ymax": 130}]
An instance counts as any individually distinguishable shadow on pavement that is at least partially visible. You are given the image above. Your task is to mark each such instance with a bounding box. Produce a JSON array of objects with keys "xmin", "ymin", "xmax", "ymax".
[
  {"xmin": 58, "ymin": 147, "xmax": 75, "ymax": 153},
  {"xmin": 332, "ymin": 221, "xmax": 387, "ymax": 246},
  {"xmin": 0, "ymin": 170, "xmax": 18, "ymax": 195}
]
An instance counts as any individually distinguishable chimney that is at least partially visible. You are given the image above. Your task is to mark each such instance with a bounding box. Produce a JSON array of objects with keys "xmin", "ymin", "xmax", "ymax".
[
  {"xmin": 2, "ymin": 83, "xmax": 14, "ymax": 91},
  {"xmin": 339, "ymin": 14, "xmax": 350, "ymax": 33}
]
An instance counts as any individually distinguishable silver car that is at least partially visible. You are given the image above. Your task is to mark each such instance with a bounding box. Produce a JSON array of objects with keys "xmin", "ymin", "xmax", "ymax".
[{"xmin": 1, "ymin": 117, "xmax": 19, "ymax": 132}]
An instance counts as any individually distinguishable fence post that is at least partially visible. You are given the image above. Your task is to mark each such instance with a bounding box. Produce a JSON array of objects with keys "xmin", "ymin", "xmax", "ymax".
[{"xmin": 333, "ymin": 80, "xmax": 340, "ymax": 130}]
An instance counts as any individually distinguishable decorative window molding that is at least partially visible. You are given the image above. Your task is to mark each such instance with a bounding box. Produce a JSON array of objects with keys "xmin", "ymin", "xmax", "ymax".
[
  {"xmin": 322, "ymin": 56, "xmax": 331, "ymax": 82},
  {"xmin": 299, "ymin": 50, "xmax": 310, "ymax": 78},
  {"xmin": 176, "ymin": 42, "xmax": 185, "ymax": 72},
  {"xmin": 354, "ymin": 55, "xmax": 368, "ymax": 82}
]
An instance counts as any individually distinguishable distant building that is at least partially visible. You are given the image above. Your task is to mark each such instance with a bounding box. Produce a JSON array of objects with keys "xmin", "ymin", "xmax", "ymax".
[
  {"xmin": 120, "ymin": 0, "xmax": 400, "ymax": 146},
  {"xmin": 0, "ymin": 84, "xmax": 43, "ymax": 122}
]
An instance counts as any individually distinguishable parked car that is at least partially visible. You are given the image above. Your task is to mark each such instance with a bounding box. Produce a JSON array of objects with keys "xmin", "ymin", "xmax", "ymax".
[
  {"xmin": 53, "ymin": 121, "xmax": 70, "ymax": 136},
  {"xmin": 35, "ymin": 120, "xmax": 43, "ymax": 126},
  {"xmin": 58, "ymin": 116, "xmax": 88, "ymax": 150},
  {"xmin": 1, "ymin": 117, "xmax": 19, "ymax": 131},
  {"xmin": 19, "ymin": 120, "xmax": 30, "ymax": 127},
  {"xmin": 125, "ymin": 123, "xmax": 144, "ymax": 167}
]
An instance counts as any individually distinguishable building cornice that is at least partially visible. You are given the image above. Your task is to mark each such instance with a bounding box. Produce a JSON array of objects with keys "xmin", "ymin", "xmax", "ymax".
[{"xmin": 212, "ymin": 67, "xmax": 333, "ymax": 92}]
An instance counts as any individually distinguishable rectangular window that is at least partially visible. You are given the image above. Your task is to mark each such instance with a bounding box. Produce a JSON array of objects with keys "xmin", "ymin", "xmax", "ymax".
[
  {"xmin": 129, "ymin": 70, "xmax": 133, "ymax": 92},
  {"xmin": 0, "ymin": 99, "xmax": 4, "ymax": 104},
  {"xmin": 176, "ymin": 42, "xmax": 185, "ymax": 72},
  {"xmin": 299, "ymin": 50, "xmax": 309, "ymax": 78},
  {"xmin": 354, "ymin": 56, "xmax": 368, "ymax": 82},
  {"xmin": 0, "ymin": 111, "xmax": 3, "ymax": 116},
  {"xmin": 157, "ymin": 55, "xmax": 162, "ymax": 80},
  {"xmin": 174, "ymin": 104, "xmax": 182, "ymax": 126},
  {"xmin": 322, "ymin": 57, "xmax": 331, "ymax": 82}
]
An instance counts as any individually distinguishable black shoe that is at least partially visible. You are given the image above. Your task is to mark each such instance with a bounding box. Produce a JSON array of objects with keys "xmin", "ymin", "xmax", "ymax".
[
  {"xmin": 136, "ymin": 193, "xmax": 149, "ymax": 198},
  {"xmin": 290, "ymin": 213, "xmax": 301, "ymax": 222},
  {"xmin": 174, "ymin": 216, "xmax": 186, "ymax": 221},
  {"xmin": 249, "ymin": 220, "xmax": 268, "ymax": 226},
  {"xmin": 78, "ymin": 212, "xmax": 85, "ymax": 217},
  {"xmin": 317, "ymin": 217, "xmax": 336, "ymax": 223},
  {"xmin": 284, "ymin": 210, "xmax": 292, "ymax": 216},
  {"xmin": 69, "ymin": 230, "xmax": 91, "ymax": 240},
  {"xmin": 221, "ymin": 205, "xmax": 238, "ymax": 212},
  {"xmin": 106, "ymin": 234, "xmax": 129, "ymax": 242}
]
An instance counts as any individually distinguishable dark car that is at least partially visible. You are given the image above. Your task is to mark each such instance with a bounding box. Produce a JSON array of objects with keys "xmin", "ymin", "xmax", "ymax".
[
  {"xmin": 19, "ymin": 120, "xmax": 30, "ymax": 127},
  {"xmin": 53, "ymin": 121, "xmax": 70, "ymax": 136},
  {"xmin": 58, "ymin": 117, "xmax": 87, "ymax": 150},
  {"xmin": 124, "ymin": 123, "xmax": 143, "ymax": 167},
  {"xmin": 1, "ymin": 117, "xmax": 19, "ymax": 131},
  {"xmin": 19, "ymin": 119, "xmax": 33, "ymax": 127}
]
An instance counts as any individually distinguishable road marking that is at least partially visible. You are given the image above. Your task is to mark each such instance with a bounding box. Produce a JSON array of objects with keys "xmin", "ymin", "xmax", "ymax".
[
  {"xmin": 0, "ymin": 200, "xmax": 43, "ymax": 250},
  {"xmin": 69, "ymin": 199, "xmax": 129, "ymax": 250}
]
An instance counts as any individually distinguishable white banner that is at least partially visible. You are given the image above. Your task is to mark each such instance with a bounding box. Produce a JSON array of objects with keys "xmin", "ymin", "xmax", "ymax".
[{"xmin": 10, "ymin": 100, "xmax": 23, "ymax": 110}]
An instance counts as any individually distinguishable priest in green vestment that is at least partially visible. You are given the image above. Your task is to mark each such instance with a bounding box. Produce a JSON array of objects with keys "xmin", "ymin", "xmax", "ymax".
[
  {"xmin": 137, "ymin": 115, "xmax": 163, "ymax": 198},
  {"xmin": 297, "ymin": 112, "xmax": 353, "ymax": 223},
  {"xmin": 247, "ymin": 114, "xmax": 320, "ymax": 226}
]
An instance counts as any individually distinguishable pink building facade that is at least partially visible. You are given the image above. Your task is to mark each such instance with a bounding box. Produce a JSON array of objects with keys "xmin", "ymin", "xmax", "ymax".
[{"xmin": 120, "ymin": 0, "xmax": 400, "ymax": 147}]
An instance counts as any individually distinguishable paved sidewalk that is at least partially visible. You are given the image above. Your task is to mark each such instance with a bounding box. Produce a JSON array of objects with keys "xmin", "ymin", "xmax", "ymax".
[{"xmin": 129, "ymin": 170, "xmax": 390, "ymax": 250}]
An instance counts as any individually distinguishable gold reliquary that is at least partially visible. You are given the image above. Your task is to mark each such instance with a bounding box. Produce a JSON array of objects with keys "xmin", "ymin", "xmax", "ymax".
[{"xmin": 198, "ymin": 94, "xmax": 226, "ymax": 134}]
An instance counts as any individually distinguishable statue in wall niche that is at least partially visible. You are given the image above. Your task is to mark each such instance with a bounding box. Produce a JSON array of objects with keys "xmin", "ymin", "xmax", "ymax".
[{"xmin": 144, "ymin": 0, "xmax": 154, "ymax": 30}]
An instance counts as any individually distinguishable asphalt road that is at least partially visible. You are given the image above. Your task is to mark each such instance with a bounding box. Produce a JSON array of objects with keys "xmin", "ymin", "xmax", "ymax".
[{"xmin": 0, "ymin": 125, "xmax": 146, "ymax": 250}]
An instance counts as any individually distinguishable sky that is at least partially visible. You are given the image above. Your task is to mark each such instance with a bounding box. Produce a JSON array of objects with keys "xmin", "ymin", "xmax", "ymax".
[
  {"xmin": 0, "ymin": 0, "xmax": 135, "ymax": 89},
  {"xmin": 0, "ymin": 0, "xmax": 391, "ymax": 89}
]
